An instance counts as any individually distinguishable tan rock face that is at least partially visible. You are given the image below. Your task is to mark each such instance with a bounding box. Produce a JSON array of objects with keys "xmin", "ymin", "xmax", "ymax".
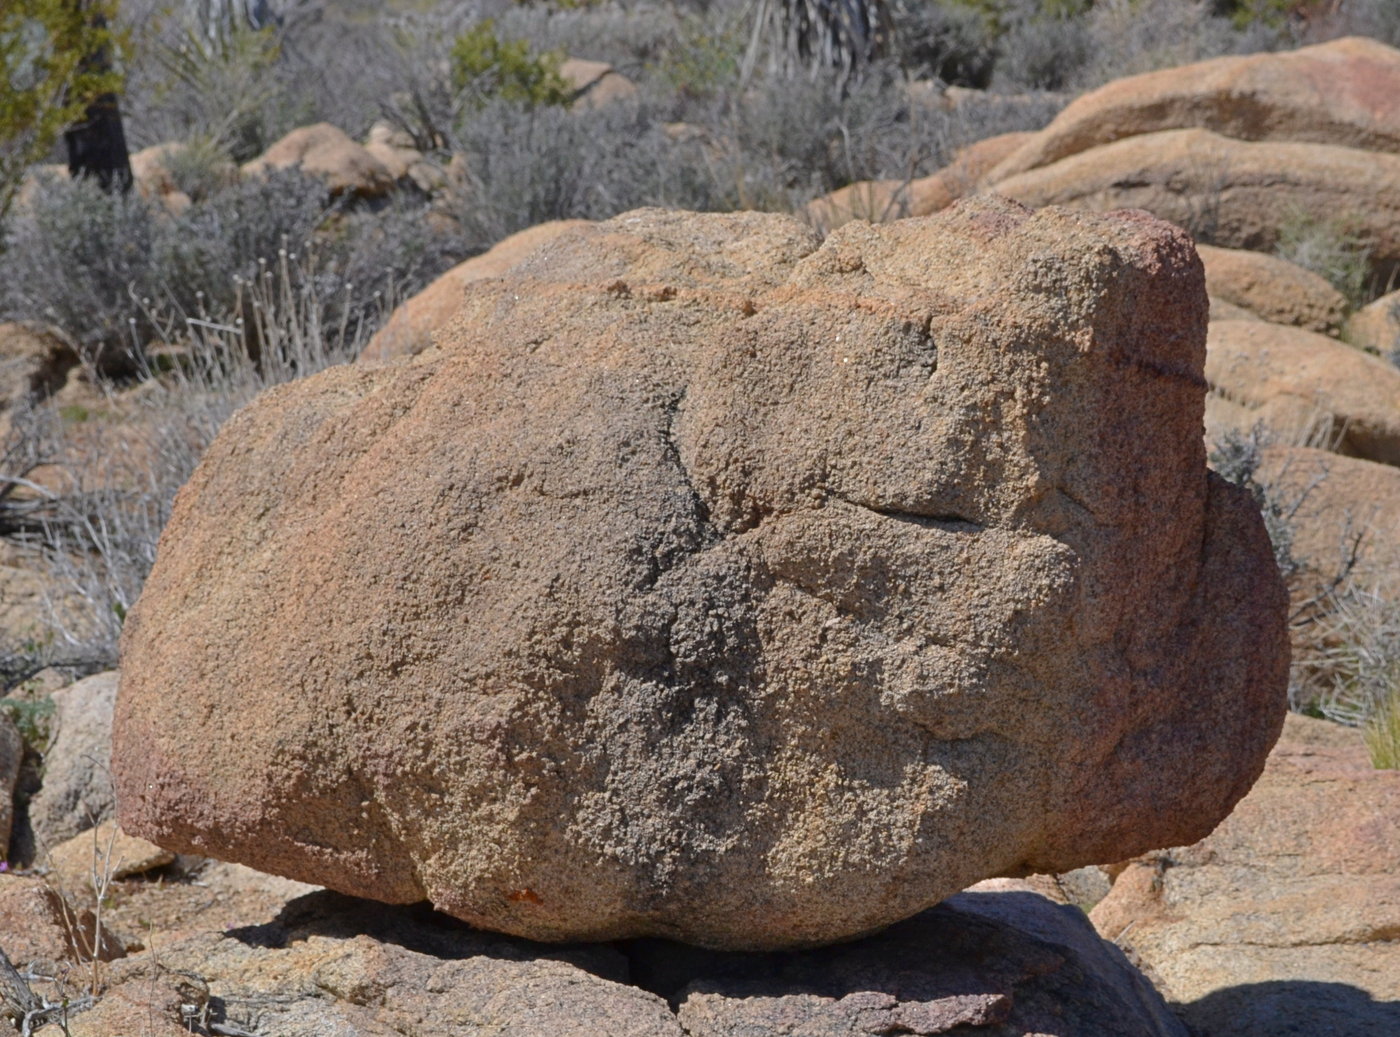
[
  {"xmin": 1205, "ymin": 319, "xmax": 1400, "ymax": 465},
  {"xmin": 360, "ymin": 220, "xmax": 592, "ymax": 362},
  {"xmin": 986, "ymin": 36, "xmax": 1400, "ymax": 183},
  {"xmin": 115, "ymin": 200, "xmax": 1288, "ymax": 950},
  {"xmin": 242, "ymin": 123, "xmax": 395, "ymax": 198},
  {"xmin": 993, "ymin": 128, "xmax": 1400, "ymax": 268},
  {"xmin": 1196, "ymin": 244, "xmax": 1346, "ymax": 333},
  {"xmin": 1091, "ymin": 715, "xmax": 1400, "ymax": 1037}
]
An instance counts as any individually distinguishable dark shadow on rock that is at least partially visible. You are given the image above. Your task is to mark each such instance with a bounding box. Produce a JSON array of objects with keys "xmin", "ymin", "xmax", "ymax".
[
  {"xmin": 621, "ymin": 890, "xmax": 1188, "ymax": 1036},
  {"xmin": 1181, "ymin": 979, "xmax": 1400, "ymax": 1037},
  {"xmin": 225, "ymin": 889, "xmax": 631, "ymax": 983}
]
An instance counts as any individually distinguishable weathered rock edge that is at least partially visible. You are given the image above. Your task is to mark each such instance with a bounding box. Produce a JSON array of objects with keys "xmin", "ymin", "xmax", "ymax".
[{"xmin": 114, "ymin": 199, "xmax": 1289, "ymax": 950}]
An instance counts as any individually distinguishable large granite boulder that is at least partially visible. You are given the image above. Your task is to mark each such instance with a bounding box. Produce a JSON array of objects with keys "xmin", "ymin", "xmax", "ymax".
[
  {"xmin": 114, "ymin": 199, "xmax": 1288, "ymax": 950},
  {"xmin": 984, "ymin": 36, "xmax": 1400, "ymax": 183}
]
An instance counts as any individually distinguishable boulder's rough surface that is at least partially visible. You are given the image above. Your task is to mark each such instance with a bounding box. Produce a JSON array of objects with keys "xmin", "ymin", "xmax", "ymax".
[
  {"xmin": 1196, "ymin": 244, "xmax": 1346, "ymax": 333},
  {"xmin": 360, "ymin": 220, "xmax": 591, "ymax": 362},
  {"xmin": 242, "ymin": 123, "xmax": 394, "ymax": 198},
  {"xmin": 29, "ymin": 671, "xmax": 117, "ymax": 850},
  {"xmin": 1347, "ymin": 289, "xmax": 1400, "ymax": 358},
  {"xmin": 1205, "ymin": 319, "xmax": 1400, "ymax": 465},
  {"xmin": 993, "ymin": 128, "xmax": 1400, "ymax": 267},
  {"xmin": 669, "ymin": 880, "xmax": 1189, "ymax": 1036},
  {"xmin": 985, "ymin": 36, "xmax": 1400, "ymax": 182},
  {"xmin": 806, "ymin": 131, "xmax": 1034, "ymax": 233},
  {"xmin": 115, "ymin": 200, "xmax": 1288, "ymax": 950},
  {"xmin": 1091, "ymin": 714, "xmax": 1400, "ymax": 1037}
]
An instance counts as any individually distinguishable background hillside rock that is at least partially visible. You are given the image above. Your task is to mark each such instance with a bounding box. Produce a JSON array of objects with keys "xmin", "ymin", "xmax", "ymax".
[
  {"xmin": 1205, "ymin": 319, "xmax": 1400, "ymax": 465},
  {"xmin": 1196, "ymin": 244, "xmax": 1346, "ymax": 333},
  {"xmin": 1091, "ymin": 715, "xmax": 1400, "ymax": 1037},
  {"xmin": 984, "ymin": 36, "xmax": 1400, "ymax": 182},
  {"xmin": 992, "ymin": 128, "xmax": 1400, "ymax": 269},
  {"xmin": 115, "ymin": 199, "xmax": 1287, "ymax": 950},
  {"xmin": 805, "ymin": 131, "xmax": 1034, "ymax": 233},
  {"xmin": 242, "ymin": 123, "xmax": 395, "ymax": 198},
  {"xmin": 1347, "ymin": 289, "xmax": 1400, "ymax": 357},
  {"xmin": 1257, "ymin": 446, "xmax": 1400, "ymax": 602}
]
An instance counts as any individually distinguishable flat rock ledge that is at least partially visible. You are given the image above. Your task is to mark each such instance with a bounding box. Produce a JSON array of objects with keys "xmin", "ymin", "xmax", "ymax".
[
  {"xmin": 115, "ymin": 199, "xmax": 1288, "ymax": 949},
  {"xmin": 65, "ymin": 882, "xmax": 1188, "ymax": 1037}
]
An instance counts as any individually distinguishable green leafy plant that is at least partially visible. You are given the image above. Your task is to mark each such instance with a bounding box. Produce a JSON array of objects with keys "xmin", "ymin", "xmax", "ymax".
[
  {"xmin": 0, "ymin": 693, "xmax": 55, "ymax": 752},
  {"xmin": 450, "ymin": 20, "xmax": 572, "ymax": 110},
  {"xmin": 1366, "ymin": 690, "xmax": 1400, "ymax": 770},
  {"xmin": 0, "ymin": 0, "xmax": 125, "ymax": 231}
]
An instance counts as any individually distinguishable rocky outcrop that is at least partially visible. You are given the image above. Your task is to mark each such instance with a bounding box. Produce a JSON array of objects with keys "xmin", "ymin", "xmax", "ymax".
[
  {"xmin": 985, "ymin": 36, "xmax": 1400, "ymax": 182},
  {"xmin": 28, "ymin": 671, "xmax": 117, "ymax": 851},
  {"xmin": 115, "ymin": 200, "xmax": 1287, "ymax": 950},
  {"xmin": 992, "ymin": 129, "xmax": 1400, "ymax": 267},
  {"xmin": 242, "ymin": 123, "xmax": 395, "ymax": 198},
  {"xmin": 1196, "ymin": 244, "xmax": 1346, "ymax": 333},
  {"xmin": 360, "ymin": 220, "xmax": 591, "ymax": 362},
  {"xmin": 1205, "ymin": 320, "xmax": 1400, "ymax": 465},
  {"xmin": 1257, "ymin": 446, "xmax": 1400, "ymax": 602},
  {"xmin": 65, "ymin": 881, "xmax": 1187, "ymax": 1037},
  {"xmin": 1091, "ymin": 714, "xmax": 1400, "ymax": 1037},
  {"xmin": 805, "ymin": 131, "xmax": 1034, "ymax": 233}
]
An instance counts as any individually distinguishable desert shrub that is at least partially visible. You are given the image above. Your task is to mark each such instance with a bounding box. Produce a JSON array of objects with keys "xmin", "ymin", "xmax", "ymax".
[
  {"xmin": 0, "ymin": 244, "xmax": 397, "ymax": 680},
  {"xmin": 888, "ymin": 0, "xmax": 998, "ymax": 85},
  {"xmin": 450, "ymin": 97, "xmax": 721, "ymax": 246},
  {"xmin": 0, "ymin": 0, "xmax": 124, "ymax": 230},
  {"xmin": 993, "ymin": 8, "xmax": 1094, "ymax": 90},
  {"xmin": 450, "ymin": 19, "xmax": 573, "ymax": 109},
  {"xmin": 1273, "ymin": 208, "xmax": 1374, "ymax": 309},
  {"xmin": 0, "ymin": 168, "xmax": 458, "ymax": 371}
]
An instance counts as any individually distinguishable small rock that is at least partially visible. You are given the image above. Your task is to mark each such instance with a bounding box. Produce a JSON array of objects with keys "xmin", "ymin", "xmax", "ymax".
[
  {"xmin": 47, "ymin": 820, "xmax": 174, "ymax": 899},
  {"xmin": 29, "ymin": 671, "xmax": 117, "ymax": 851},
  {"xmin": 242, "ymin": 123, "xmax": 395, "ymax": 198},
  {"xmin": 0, "ymin": 875, "xmax": 124, "ymax": 967},
  {"xmin": 1091, "ymin": 714, "xmax": 1400, "ymax": 1037}
]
